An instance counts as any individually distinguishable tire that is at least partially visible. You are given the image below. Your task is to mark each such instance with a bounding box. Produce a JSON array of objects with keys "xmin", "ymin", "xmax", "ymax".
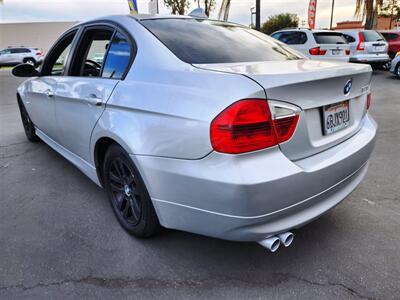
[
  {"xmin": 102, "ymin": 144, "xmax": 161, "ymax": 237},
  {"xmin": 24, "ymin": 58, "xmax": 36, "ymax": 67},
  {"xmin": 395, "ymin": 63, "xmax": 400, "ymax": 79},
  {"xmin": 17, "ymin": 99, "xmax": 40, "ymax": 142}
]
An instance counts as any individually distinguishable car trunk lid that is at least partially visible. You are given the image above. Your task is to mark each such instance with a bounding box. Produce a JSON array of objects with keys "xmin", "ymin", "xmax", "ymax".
[
  {"xmin": 362, "ymin": 31, "xmax": 388, "ymax": 54},
  {"xmin": 194, "ymin": 59, "xmax": 372, "ymax": 160}
]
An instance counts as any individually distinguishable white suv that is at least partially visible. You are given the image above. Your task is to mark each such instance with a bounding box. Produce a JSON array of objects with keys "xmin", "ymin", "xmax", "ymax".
[
  {"xmin": 271, "ymin": 29, "xmax": 350, "ymax": 62},
  {"xmin": 0, "ymin": 47, "xmax": 44, "ymax": 67}
]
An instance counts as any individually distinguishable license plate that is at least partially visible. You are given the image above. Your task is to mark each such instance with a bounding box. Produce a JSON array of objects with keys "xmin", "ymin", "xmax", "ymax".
[
  {"xmin": 373, "ymin": 46, "xmax": 384, "ymax": 52},
  {"xmin": 332, "ymin": 49, "xmax": 341, "ymax": 55},
  {"xmin": 323, "ymin": 101, "xmax": 350, "ymax": 135}
]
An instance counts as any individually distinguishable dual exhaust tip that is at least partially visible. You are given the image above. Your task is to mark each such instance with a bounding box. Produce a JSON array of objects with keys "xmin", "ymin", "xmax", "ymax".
[{"xmin": 258, "ymin": 232, "xmax": 294, "ymax": 252}]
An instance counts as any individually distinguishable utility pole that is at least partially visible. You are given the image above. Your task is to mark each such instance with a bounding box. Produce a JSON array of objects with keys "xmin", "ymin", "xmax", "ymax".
[
  {"xmin": 250, "ymin": 7, "xmax": 256, "ymax": 28},
  {"xmin": 255, "ymin": 0, "xmax": 261, "ymax": 31},
  {"xmin": 330, "ymin": 0, "xmax": 335, "ymax": 29}
]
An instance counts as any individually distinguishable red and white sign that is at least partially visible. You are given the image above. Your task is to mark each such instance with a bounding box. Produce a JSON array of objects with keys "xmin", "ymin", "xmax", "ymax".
[{"xmin": 308, "ymin": 0, "xmax": 318, "ymax": 29}]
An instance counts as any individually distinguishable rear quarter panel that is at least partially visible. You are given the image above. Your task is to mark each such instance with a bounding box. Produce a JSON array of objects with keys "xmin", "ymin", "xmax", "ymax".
[
  {"xmin": 91, "ymin": 66, "xmax": 265, "ymax": 160},
  {"xmin": 90, "ymin": 17, "xmax": 265, "ymax": 160}
]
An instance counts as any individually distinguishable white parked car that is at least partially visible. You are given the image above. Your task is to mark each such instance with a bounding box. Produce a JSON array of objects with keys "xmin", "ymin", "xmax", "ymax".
[
  {"xmin": 271, "ymin": 29, "xmax": 350, "ymax": 62},
  {"xmin": 0, "ymin": 47, "xmax": 44, "ymax": 67},
  {"xmin": 389, "ymin": 52, "xmax": 400, "ymax": 78}
]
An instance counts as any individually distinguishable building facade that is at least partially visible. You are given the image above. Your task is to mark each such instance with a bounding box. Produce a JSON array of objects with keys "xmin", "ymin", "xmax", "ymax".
[{"xmin": 0, "ymin": 21, "xmax": 77, "ymax": 54}]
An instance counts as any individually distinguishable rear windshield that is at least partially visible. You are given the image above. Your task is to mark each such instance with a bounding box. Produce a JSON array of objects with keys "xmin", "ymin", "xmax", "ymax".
[
  {"xmin": 313, "ymin": 32, "xmax": 347, "ymax": 44},
  {"xmin": 362, "ymin": 31, "xmax": 385, "ymax": 42},
  {"xmin": 140, "ymin": 18, "xmax": 302, "ymax": 64},
  {"xmin": 381, "ymin": 32, "xmax": 399, "ymax": 40}
]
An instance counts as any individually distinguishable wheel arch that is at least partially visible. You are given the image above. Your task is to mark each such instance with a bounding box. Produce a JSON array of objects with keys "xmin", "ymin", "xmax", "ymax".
[
  {"xmin": 23, "ymin": 57, "xmax": 36, "ymax": 62},
  {"xmin": 94, "ymin": 137, "xmax": 119, "ymax": 187},
  {"xmin": 93, "ymin": 135, "xmax": 138, "ymax": 187}
]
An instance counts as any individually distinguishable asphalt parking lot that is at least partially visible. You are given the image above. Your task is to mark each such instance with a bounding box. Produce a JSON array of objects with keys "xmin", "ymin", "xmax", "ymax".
[{"xmin": 0, "ymin": 68, "xmax": 399, "ymax": 299}]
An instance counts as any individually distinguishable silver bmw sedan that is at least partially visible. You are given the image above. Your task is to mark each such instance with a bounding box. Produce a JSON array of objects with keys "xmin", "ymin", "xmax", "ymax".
[{"xmin": 13, "ymin": 15, "xmax": 377, "ymax": 252}]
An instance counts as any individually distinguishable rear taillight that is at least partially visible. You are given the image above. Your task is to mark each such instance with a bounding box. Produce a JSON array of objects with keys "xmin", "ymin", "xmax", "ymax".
[
  {"xmin": 345, "ymin": 49, "xmax": 350, "ymax": 55},
  {"xmin": 36, "ymin": 50, "xmax": 43, "ymax": 56},
  {"xmin": 210, "ymin": 99, "xmax": 300, "ymax": 154},
  {"xmin": 309, "ymin": 47, "xmax": 327, "ymax": 55},
  {"xmin": 367, "ymin": 93, "xmax": 371, "ymax": 110},
  {"xmin": 357, "ymin": 32, "xmax": 365, "ymax": 51}
]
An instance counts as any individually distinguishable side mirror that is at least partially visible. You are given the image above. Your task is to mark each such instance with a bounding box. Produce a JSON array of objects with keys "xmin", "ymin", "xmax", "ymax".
[{"xmin": 12, "ymin": 64, "xmax": 40, "ymax": 77}]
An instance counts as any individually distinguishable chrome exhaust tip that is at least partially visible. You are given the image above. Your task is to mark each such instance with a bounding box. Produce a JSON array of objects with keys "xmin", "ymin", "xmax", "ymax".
[
  {"xmin": 258, "ymin": 236, "xmax": 280, "ymax": 252},
  {"xmin": 278, "ymin": 232, "xmax": 294, "ymax": 247}
]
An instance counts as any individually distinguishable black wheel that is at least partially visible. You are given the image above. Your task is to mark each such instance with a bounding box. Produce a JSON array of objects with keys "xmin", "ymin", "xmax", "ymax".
[
  {"xmin": 395, "ymin": 63, "xmax": 400, "ymax": 79},
  {"xmin": 24, "ymin": 58, "xmax": 36, "ymax": 67},
  {"xmin": 17, "ymin": 99, "xmax": 40, "ymax": 142},
  {"xmin": 103, "ymin": 144, "xmax": 161, "ymax": 237}
]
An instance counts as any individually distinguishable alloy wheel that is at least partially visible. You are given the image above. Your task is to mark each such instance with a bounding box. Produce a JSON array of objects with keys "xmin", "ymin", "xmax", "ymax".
[{"xmin": 107, "ymin": 158, "xmax": 142, "ymax": 225}]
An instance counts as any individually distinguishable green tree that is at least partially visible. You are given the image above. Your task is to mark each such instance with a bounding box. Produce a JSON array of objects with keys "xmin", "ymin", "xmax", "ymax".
[
  {"xmin": 355, "ymin": 0, "xmax": 384, "ymax": 29},
  {"xmin": 380, "ymin": 0, "xmax": 400, "ymax": 29},
  {"xmin": 164, "ymin": 0, "xmax": 190, "ymax": 15},
  {"xmin": 260, "ymin": 13, "xmax": 299, "ymax": 35},
  {"xmin": 197, "ymin": 0, "xmax": 216, "ymax": 17}
]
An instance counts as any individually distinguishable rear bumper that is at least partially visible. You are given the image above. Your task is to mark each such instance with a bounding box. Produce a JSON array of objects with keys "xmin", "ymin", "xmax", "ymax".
[
  {"xmin": 350, "ymin": 54, "xmax": 390, "ymax": 63},
  {"xmin": 313, "ymin": 56, "xmax": 350, "ymax": 63},
  {"xmin": 133, "ymin": 114, "xmax": 377, "ymax": 242}
]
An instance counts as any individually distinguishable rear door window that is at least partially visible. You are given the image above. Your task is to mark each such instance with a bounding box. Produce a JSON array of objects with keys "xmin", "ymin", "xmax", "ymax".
[
  {"xmin": 343, "ymin": 34, "xmax": 356, "ymax": 43},
  {"xmin": 141, "ymin": 18, "xmax": 302, "ymax": 64},
  {"xmin": 272, "ymin": 31, "xmax": 308, "ymax": 45},
  {"xmin": 313, "ymin": 32, "xmax": 347, "ymax": 44},
  {"xmin": 101, "ymin": 31, "xmax": 132, "ymax": 79},
  {"xmin": 362, "ymin": 31, "xmax": 385, "ymax": 42},
  {"xmin": 381, "ymin": 33, "xmax": 399, "ymax": 40}
]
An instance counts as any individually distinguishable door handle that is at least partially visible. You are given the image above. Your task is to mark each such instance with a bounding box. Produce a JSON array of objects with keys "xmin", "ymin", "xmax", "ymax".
[
  {"xmin": 45, "ymin": 89, "xmax": 54, "ymax": 98},
  {"xmin": 86, "ymin": 94, "xmax": 103, "ymax": 106}
]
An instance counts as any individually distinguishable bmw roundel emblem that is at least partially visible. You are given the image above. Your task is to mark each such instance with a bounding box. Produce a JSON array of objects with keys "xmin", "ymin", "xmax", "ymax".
[{"xmin": 344, "ymin": 79, "xmax": 353, "ymax": 95}]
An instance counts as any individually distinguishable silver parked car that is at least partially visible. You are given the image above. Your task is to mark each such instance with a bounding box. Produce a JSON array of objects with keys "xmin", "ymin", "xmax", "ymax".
[
  {"xmin": 389, "ymin": 52, "xmax": 400, "ymax": 79},
  {"xmin": 13, "ymin": 15, "xmax": 377, "ymax": 252},
  {"xmin": 0, "ymin": 47, "xmax": 44, "ymax": 67},
  {"xmin": 271, "ymin": 29, "xmax": 350, "ymax": 62},
  {"xmin": 340, "ymin": 30, "xmax": 390, "ymax": 67}
]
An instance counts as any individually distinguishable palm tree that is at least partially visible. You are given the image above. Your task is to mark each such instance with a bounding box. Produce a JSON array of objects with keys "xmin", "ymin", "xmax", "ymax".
[
  {"xmin": 355, "ymin": 0, "xmax": 384, "ymax": 29},
  {"xmin": 218, "ymin": 0, "xmax": 231, "ymax": 21}
]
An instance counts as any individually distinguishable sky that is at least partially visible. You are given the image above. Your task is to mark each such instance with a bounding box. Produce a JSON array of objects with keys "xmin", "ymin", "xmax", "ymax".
[{"xmin": 0, "ymin": 0, "xmax": 359, "ymax": 29}]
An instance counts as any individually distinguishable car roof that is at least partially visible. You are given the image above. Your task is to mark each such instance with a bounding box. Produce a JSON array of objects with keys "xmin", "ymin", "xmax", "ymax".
[
  {"xmin": 273, "ymin": 28, "xmax": 342, "ymax": 33},
  {"xmin": 75, "ymin": 14, "xmax": 213, "ymax": 26},
  {"xmin": 379, "ymin": 30, "xmax": 400, "ymax": 33},
  {"xmin": 73, "ymin": 14, "xmax": 245, "ymax": 31},
  {"xmin": 2, "ymin": 47, "xmax": 34, "ymax": 50}
]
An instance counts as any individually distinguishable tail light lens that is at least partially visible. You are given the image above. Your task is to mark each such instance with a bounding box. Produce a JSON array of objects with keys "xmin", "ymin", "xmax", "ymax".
[
  {"xmin": 36, "ymin": 50, "xmax": 43, "ymax": 56},
  {"xmin": 345, "ymin": 49, "xmax": 351, "ymax": 55},
  {"xmin": 210, "ymin": 99, "xmax": 300, "ymax": 154},
  {"xmin": 309, "ymin": 47, "xmax": 327, "ymax": 55},
  {"xmin": 367, "ymin": 93, "xmax": 371, "ymax": 110},
  {"xmin": 357, "ymin": 32, "xmax": 365, "ymax": 51}
]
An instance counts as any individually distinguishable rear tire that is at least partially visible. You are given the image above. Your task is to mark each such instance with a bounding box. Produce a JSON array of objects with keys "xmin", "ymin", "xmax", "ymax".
[
  {"xmin": 102, "ymin": 144, "xmax": 161, "ymax": 237},
  {"xmin": 17, "ymin": 99, "xmax": 40, "ymax": 142},
  {"xmin": 395, "ymin": 63, "xmax": 400, "ymax": 79},
  {"xmin": 24, "ymin": 58, "xmax": 37, "ymax": 67}
]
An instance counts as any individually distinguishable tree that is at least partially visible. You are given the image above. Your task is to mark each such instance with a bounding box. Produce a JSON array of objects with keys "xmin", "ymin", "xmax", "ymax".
[
  {"xmin": 164, "ymin": 0, "xmax": 190, "ymax": 15},
  {"xmin": 355, "ymin": 0, "xmax": 384, "ymax": 29},
  {"xmin": 197, "ymin": 0, "xmax": 216, "ymax": 17},
  {"xmin": 380, "ymin": 0, "xmax": 400, "ymax": 29},
  {"xmin": 260, "ymin": 13, "xmax": 299, "ymax": 35}
]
